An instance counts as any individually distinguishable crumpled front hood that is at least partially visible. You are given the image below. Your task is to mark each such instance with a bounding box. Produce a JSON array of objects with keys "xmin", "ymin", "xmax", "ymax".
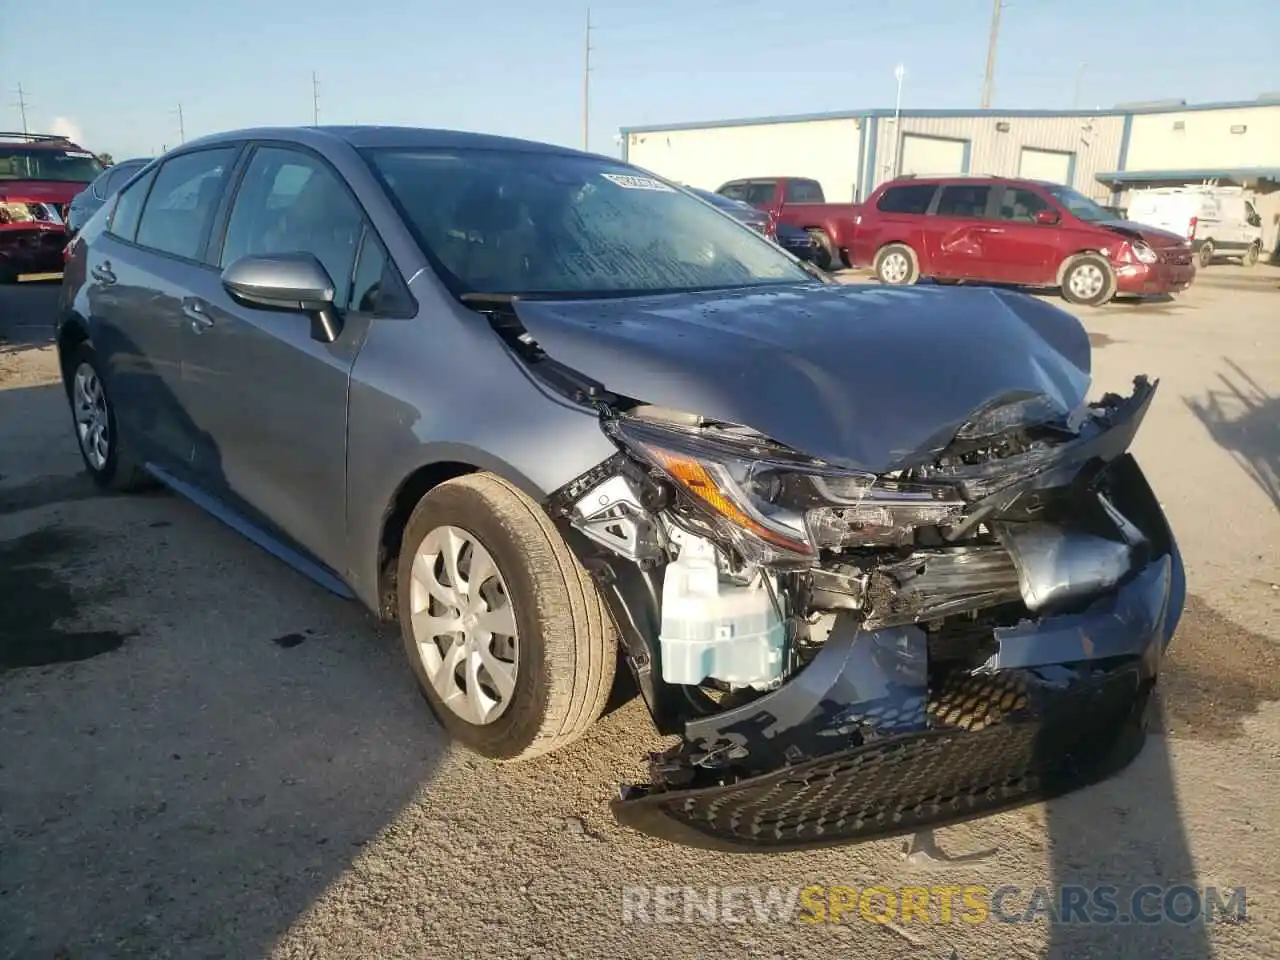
[
  {"xmin": 1102, "ymin": 220, "xmax": 1187, "ymax": 248},
  {"xmin": 513, "ymin": 283, "xmax": 1093, "ymax": 473}
]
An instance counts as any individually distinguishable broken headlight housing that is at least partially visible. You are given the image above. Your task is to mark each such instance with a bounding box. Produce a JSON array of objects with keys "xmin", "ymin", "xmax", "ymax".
[{"xmin": 605, "ymin": 418, "xmax": 966, "ymax": 566}]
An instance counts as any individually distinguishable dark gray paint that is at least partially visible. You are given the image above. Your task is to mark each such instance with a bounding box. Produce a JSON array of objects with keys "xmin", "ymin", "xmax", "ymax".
[
  {"xmin": 66, "ymin": 127, "xmax": 619, "ymax": 613},
  {"xmin": 514, "ymin": 284, "xmax": 1093, "ymax": 473}
]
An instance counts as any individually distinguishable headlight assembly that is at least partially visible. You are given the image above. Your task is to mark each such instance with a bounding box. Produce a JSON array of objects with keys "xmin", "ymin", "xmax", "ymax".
[{"xmin": 605, "ymin": 418, "xmax": 966, "ymax": 565}]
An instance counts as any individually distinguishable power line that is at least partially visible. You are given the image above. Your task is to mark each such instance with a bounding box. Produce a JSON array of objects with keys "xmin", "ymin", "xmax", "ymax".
[
  {"xmin": 980, "ymin": 0, "xmax": 1003, "ymax": 108},
  {"xmin": 582, "ymin": 7, "xmax": 593, "ymax": 151}
]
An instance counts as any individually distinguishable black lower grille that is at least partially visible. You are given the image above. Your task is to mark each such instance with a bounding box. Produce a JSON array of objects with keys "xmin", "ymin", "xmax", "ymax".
[{"xmin": 613, "ymin": 665, "xmax": 1150, "ymax": 852}]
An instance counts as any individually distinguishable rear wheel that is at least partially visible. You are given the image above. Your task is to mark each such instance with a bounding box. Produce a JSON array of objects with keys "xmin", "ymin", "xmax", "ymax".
[
  {"xmin": 1196, "ymin": 241, "xmax": 1215, "ymax": 268},
  {"xmin": 874, "ymin": 243, "xmax": 919, "ymax": 286},
  {"xmin": 1242, "ymin": 241, "xmax": 1260, "ymax": 268},
  {"xmin": 396, "ymin": 473, "xmax": 616, "ymax": 762},
  {"xmin": 807, "ymin": 229, "xmax": 835, "ymax": 271},
  {"xmin": 1060, "ymin": 254, "xmax": 1115, "ymax": 307},
  {"xmin": 65, "ymin": 343, "xmax": 152, "ymax": 492},
  {"xmin": 0, "ymin": 259, "xmax": 17, "ymax": 284}
]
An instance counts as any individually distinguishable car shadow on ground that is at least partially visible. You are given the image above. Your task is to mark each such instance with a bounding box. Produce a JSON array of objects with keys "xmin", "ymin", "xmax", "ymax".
[
  {"xmin": 1184, "ymin": 358, "xmax": 1280, "ymax": 512},
  {"xmin": 0, "ymin": 370, "xmax": 450, "ymax": 958}
]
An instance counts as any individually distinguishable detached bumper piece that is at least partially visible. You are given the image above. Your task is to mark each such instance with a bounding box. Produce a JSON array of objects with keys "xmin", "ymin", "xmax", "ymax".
[{"xmin": 613, "ymin": 660, "xmax": 1153, "ymax": 853}]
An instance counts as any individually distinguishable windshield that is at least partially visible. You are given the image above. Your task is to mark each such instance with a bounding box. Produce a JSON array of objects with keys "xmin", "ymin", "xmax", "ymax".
[
  {"xmin": 0, "ymin": 147, "xmax": 104, "ymax": 183},
  {"xmin": 1043, "ymin": 183, "xmax": 1119, "ymax": 223},
  {"xmin": 365, "ymin": 148, "xmax": 810, "ymax": 296}
]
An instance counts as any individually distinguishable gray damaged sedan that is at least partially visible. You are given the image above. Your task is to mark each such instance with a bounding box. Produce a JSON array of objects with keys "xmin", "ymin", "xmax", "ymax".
[{"xmin": 57, "ymin": 127, "xmax": 1185, "ymax": 851}]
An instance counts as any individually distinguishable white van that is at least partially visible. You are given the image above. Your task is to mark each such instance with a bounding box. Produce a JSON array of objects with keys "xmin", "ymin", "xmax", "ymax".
[{"xmin": 1125, "ymin": 184, "xmax": 1264, "ymax": 268}]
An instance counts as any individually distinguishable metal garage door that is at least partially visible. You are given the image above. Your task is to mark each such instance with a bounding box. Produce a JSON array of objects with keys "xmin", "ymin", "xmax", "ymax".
[
  {"xmin": 1019, "ymin": 148, "xmax": 1073, "ymax": 185},
  {"xmin": 898, "ymin": 135, "xmax": 967, "ymax": 176}
]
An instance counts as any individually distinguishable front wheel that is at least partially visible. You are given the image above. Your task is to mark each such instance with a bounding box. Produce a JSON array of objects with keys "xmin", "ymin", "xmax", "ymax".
[
  {"xmin": 874, "ymin": 243, "xmax": 919, "ymax": 286},
  {"xmin": 1242, "ymin": 241, "xmax": 1260, "ymax": 268},
  {"xmin": 1060, "ymin": 254, "xmax": 1116, "ymax": 307},
  {"xmin": 396, "ymin": 473, "xmax": 617, "ymax": 762}
]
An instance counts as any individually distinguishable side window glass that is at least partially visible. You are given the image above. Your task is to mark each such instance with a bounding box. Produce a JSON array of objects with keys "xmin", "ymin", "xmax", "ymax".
[
  {"xmin": 785, "ymin": 180, "xmax": 824, "ymax": 203},
  {"xmin": 108, "ymin": 167, "xmax": 157, "ymax": 242},
  {"xmin": 351, "ymin": 232, "xmax": 387, "ymax": 314},
  {"xmin": 718, "ymin": 183, "xmax": 748, "ymax": 202},
  {"xmin": 135, "ymin": 148, "xmax": 237, "ymax": 260},
  {"xmin": 997, "ymin": 188, "xmax": 1052, "ymax": 223},
  {"xmin": 935, "ymin": 185, "xmax": 992, "ymax": 219},
  {"xmin": 877, "ymin": 184, "xmax": 936, "ymax": 214},
  {"xmin": 350, "ymin": 230, "xmax": 413, "ymax": 317},
  {"xmin": 745, "ymin": 182, "xmax": 776, "ymax": 205},
  {"xmin": 221, "ymin": 147, "xmax": 364, "ymax": 309}
]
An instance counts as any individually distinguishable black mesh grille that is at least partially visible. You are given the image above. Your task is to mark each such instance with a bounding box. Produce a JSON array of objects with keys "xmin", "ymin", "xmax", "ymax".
[{"xmin": 616, "ymin": 666, "xmax": 1149, "ymax": 851}]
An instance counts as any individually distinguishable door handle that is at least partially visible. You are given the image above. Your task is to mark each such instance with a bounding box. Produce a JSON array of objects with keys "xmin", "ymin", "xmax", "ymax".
[
  {"xmin": 182, "ymin": 298, "xmax": 214, "ymax": 332},
  {"xmin": 90, "ymin": 262, "xmax": 116, "ymax": 285}
]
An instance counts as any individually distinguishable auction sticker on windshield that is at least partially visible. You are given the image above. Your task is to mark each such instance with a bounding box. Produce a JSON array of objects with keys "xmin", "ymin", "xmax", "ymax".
[{"xmin": 602, "ymin": 173, "xmax": 675, "ymax": 192}]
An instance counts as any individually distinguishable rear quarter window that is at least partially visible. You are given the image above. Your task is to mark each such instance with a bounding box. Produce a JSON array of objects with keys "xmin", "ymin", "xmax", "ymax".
[
  {"xmin": 875, "ymin": 184, "xmax": 937, "ymax": 215},
  {"xmin": 785, "ymin": 179, "xmax": 824, "ymax": 203}
]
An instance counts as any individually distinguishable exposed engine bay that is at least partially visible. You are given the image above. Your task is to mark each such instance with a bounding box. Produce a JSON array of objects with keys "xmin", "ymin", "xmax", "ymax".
[
  {"xmin": 470, "ymin": 284, "xmax": 1185, "ymax": 850},
  {"xmin": 550, "ymin": 376, "xmax": 1159, "ymax": 713}
]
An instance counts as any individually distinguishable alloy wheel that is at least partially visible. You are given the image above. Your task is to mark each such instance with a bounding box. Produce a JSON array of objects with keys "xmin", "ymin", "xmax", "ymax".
[
  {"xmin": 1068, "ymin": 263, "xmax": 1105, "ymax": 301},
  {"xmin": 73, "ymin": 362, "xmax": 110, "ymax": 471},
  {"xmin": 881, "ymin": 251, "xmax": 910, "ymax": 284},
  {"xmin": 408, "ymin": 524, "xmax": 519, "ymax": 725}
]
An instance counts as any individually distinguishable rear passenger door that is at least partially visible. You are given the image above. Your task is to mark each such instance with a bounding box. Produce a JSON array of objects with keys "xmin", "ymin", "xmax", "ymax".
[
  {"xmin": 88, "ymin": 147, "xmax": 240, "ymax": 474},
  {"xmin": 179, "ymin": 143, "xmax": 402, "ymax": 571},
  {"xmin": 922, "ymin": 183, "xmax": 997, "ymax": 279}
]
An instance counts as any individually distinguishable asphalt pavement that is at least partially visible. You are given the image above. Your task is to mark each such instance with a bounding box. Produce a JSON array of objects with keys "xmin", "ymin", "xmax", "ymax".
[{"xmin": 2, "ymin": 272, "xmax": 1278, "ymax": 959}]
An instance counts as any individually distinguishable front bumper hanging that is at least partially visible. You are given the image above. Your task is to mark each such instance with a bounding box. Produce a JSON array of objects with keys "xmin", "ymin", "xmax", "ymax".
[{"xmin": 610, "ymin": 450, "xmax": 1185, "ymax": 852}]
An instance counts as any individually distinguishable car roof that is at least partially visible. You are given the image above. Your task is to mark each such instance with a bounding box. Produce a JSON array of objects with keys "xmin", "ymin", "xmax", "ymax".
[
  {"xmin": 179, "ymin": 125, "xmax": 603, "ymax": 159},
  {"xmin": 878, "ymin": 174, "xmax": 1062, "ymax": 190},
  {"xmin": 0, "ymin": 133, "xmax": 86, "ymax": 151}
]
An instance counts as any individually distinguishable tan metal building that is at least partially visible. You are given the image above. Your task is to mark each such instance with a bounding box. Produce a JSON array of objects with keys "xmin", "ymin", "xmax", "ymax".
[{"xmin": 622, "ymin": 98, "xmax": 1280, "ymax": 253}]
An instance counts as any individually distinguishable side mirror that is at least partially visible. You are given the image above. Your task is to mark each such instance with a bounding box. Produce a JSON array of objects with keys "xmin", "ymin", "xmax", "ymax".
[
  {"xmin": 221, "ymin": 253, "xmax": 342, "ymax": 343},
  {"xmin": 1034, "ymin": 209, "xmax": 1060, "ymax": 225}
]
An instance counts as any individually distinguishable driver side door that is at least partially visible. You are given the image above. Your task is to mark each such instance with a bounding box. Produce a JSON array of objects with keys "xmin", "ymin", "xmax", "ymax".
[{"xmin": 178, "ymin": 144, "xmax": 375, "ymax": 572}]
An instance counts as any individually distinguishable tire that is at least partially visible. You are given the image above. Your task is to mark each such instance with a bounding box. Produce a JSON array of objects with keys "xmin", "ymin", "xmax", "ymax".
[
  {"xmin": 1242, "ymin": 241, "xmax": 1260, "ymax": 268},
  {"xmin": 396, "ymin": 473, "xmax": 617, "ymax": 762},
  {"xmin": 1196, "ymin": 241, "xmax": 1214, "ymax": 269},
  {"xmin": 65, "ymin": 343, "xmax": 152, "ymax": 491},
  {"xmin": 0, "ymin": 259, "xmax": 17, "ymax": 284},
  {"xmin": 807, "ymin": 229, "xmax": 835, "ymax": 271},
  {"xmin": 874, "ymin": 243, "xmax": 919, "ymax": 286},
  {"xmin": 1060, "ymin": 254, "xmax": 1116, "ymax": 307}
]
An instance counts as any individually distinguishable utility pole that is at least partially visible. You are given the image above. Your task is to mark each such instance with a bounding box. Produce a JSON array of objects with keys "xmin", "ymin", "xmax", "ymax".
[
  {"xmin": 980, "ymin": 0, "xmax": 1003, "ymax": 109},
  {"xmin": 312, "ymin": 72, "xmax": 320, "ymax": 126},
  {"xmin": 582, "ymin": 7, "xmax": 593, "ymax": 151},
  {"xmin": 1071, "ymin": 61, "xmax": 1087, "ymax": 110},
  {"xmin": 175, "ymin": 103, "xmax": 186, "ymax": 143},
  {"xmin": 14, "ymin": 82, "xmax": 30, "ymax": 134},
  {"xmin": 890, "ymin": 64, "xmax": 906, "ymax": 178}
]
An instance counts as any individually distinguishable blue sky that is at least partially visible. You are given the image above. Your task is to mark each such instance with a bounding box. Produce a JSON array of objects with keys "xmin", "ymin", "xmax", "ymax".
[{"xmin": 4, "ymin": 0, "xmax": 1276, "ymax": 159}]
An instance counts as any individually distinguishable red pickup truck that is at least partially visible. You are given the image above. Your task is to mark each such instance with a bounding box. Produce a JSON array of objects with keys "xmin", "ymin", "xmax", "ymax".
[{"xmin": 715, "ymin": 177, "xmax": 859, "ymax": 271}]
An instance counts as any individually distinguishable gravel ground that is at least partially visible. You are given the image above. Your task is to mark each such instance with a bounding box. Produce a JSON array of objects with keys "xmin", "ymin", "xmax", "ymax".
[{"xmin": 2, "ymin": 269, "xmax": 1278, "ymax": 959}]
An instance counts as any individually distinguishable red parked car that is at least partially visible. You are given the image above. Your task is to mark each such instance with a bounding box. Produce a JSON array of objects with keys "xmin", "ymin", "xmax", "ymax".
[
  {"xmin": 716, "ymin": 177, "xmax": 859, "ymax": 271},
  {"xmin": 0, "ymin": 131, "xmax": 103, "ymax": 282},
  {"xmin": 850, "ymin": 175, "xmax": 1196, "ymax": 306}
]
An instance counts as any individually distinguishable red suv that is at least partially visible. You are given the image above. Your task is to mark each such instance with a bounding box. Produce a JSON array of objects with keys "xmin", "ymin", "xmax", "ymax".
[
  {"xmin": 850, "ymin": 176, "xmax": 1195, "ymax": 306},
  {"xmin": 0, "ymin": 131, "xmax": 104, "ymax": 282}
]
